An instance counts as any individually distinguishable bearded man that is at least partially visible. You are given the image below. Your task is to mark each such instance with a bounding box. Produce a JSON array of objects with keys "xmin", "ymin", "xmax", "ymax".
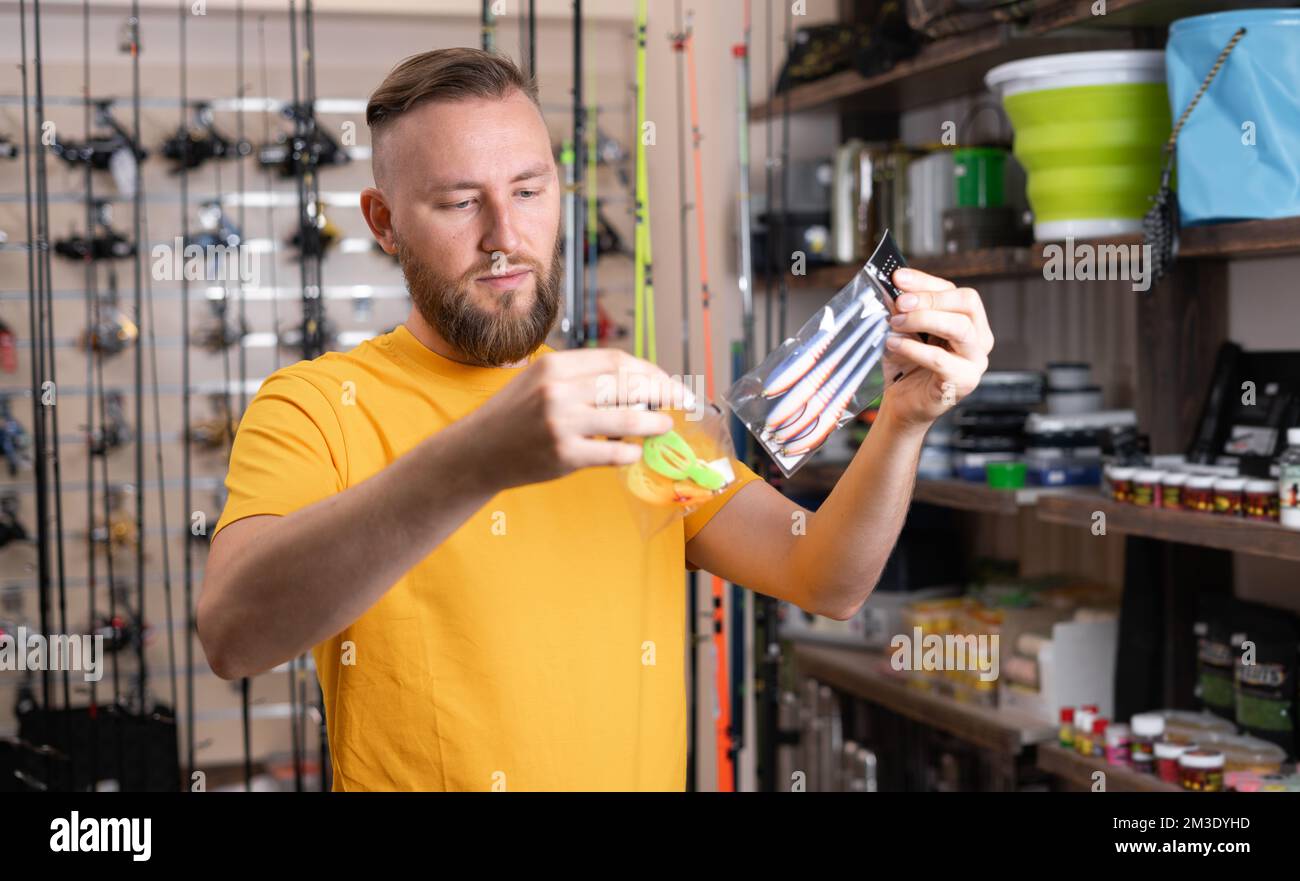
[{"xmin": 197, "ymin": 48, "xmax": 993, "ymax": 791}]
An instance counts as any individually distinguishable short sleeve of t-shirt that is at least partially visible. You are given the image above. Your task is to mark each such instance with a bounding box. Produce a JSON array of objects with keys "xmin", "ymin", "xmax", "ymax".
[
  {"xmin": 682, "ymin": 456, "xmax": 764, "ymax": 544},
  {"xmin": 212, "ymin": 369, "xmax": 347, "ymax": 538}
]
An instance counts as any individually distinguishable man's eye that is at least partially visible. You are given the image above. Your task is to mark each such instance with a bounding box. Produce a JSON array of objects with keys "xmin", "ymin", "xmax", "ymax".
[
  {"xmin": 518, "ymin": 190, "xmax": 539, "ymax": 199},
  {"xmin": 444, "ymin": 200, "xmax": 473, "ymax": 210}
]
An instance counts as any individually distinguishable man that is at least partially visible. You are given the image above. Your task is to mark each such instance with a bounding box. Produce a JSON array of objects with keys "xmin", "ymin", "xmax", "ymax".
[{"xmin": 197, "ymin": 48, "xmax": 993, "ymax": 791}]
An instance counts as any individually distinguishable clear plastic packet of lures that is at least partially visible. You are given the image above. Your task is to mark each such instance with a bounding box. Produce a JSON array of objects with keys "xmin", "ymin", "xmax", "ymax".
[{"xmin": 724, "ymin": 230, "xmax": 909, "ymax": 478}]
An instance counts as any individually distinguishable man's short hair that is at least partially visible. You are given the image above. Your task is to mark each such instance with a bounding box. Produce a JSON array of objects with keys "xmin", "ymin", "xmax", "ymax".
[{"xmin": 366, "ymin": 48, "xmax": 540, "ymax": 135}]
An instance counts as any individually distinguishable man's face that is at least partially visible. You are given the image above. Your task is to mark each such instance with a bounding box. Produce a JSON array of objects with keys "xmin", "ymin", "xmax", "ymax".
[{"xmin": 375, "ymin": 90, "xmax": 562, "ymax": 366}]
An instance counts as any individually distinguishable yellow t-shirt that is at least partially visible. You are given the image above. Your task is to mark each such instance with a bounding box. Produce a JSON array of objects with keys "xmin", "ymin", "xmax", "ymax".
[{"xmin": 213, "ymin": 325, "xmax": 760, "ymax": 791}]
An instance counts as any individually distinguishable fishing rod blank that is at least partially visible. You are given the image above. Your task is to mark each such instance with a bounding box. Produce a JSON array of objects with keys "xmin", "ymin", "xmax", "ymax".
[
  {"xmin": 763, "ymin": 0, "xmax": 775, "ymax": 358},
  {"xmin": 481, "ymin": 0, "xmax": 495, "ymax": 53},
  {"xmin": 632, "ymin": 0, "xmax": 656, "ymax": 364},
  {"xmin": 571, "ymin": 0, "xmax": 586, "ymax": 348},
  {"xmin": 19, "ymin": 0, "xmax": 56, "ymax": 790},
  {"xmin": 670, "ymin": 0, "xmax": 697, "ymax": 790},
  {"xmin": 127, "ymin": 4, "xmax": 148, "ymax": 760},
  {"xmin": 303, "ymin": 0, "xmax": 331, "ymax": 790},
  {"xmin": 682, "ymin": 10, "xmax": 735, "ymax": 793},
  {"xmin": 778, "ymin": 1, "xmax": 791, "ymax": 344},
  {"xmin": 584, "ymin": 80, "xmax": 598, "ymax": 346},
  {"xmin": 236, "ymin": 0, "xmax": 254, "ymax": 794},
  {"xmin": 178, "ymin": 0, "xmax": 197, "ymax": 791},
  {"xmin": 672, "ymin": 0, "xmax": 690, "ymax": 376},
  {"xmin": 734, "ymin": 0, "xmax": 759, "ymax": 793},
  {"xmin": 133, "ymin": 5, "xmax": 182, "ymax": 792},
  {"xmin": 734, "ymin": 15, "xmax": 755, "ymax": 371},
  {"xmin": 80, "ymin": 0, "xmax": 100, "ymax": 791}
]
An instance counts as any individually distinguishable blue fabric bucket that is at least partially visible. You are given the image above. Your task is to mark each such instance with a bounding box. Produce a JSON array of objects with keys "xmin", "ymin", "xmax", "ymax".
[{"xmin": 1167, "ymin": 9, "xmax": 1300, "ymax": 224}]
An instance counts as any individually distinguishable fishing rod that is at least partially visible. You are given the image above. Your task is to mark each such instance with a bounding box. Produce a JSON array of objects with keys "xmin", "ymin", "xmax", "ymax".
[
  {"xmin": 754, "ymin": 0, "xmax": 780, "ymax": 795},
  {"xmin": 19, "ymin": 0, "xmax": 55, "ymax": 790},
  {"xmin": 763, "ymin": 0, "xmax": 775, "ymax": 358},
  {"xmin": 178, "ymin": 0, "xmax": 197, "ymax": 792},
  {"xmin": 734, "ymin": 11, "xmax": 755, "ymax": 372},
  {"xmin": 34, "ymin": 0, "xmax": 76, "ymax": 790},
  {"xmin": 632, "ymin": 0, "xmax": 656, "ymax": 363},
  {"xmin": 481, "ymin": 0, "xmax": 496, "ymax": 53},
  {"xmin": 235, "ymin": 0, "xmax": 253, "ymax": 793},
  {"xmin": 524, "ymin": 0, "xmax": 537, "ymax": 80},
  {"xmin": 256, "ymin": 13, "xmax": 298, "ymax": 792},
  {"xmin": 126, "ymin": 5, "xmax": 148, "ymax": 762},
  {"xmin": 562, "ymin": 140, "xmax": 576, "ymax": 345},
  {"xmin": 584, "ymin": 71, "xmax": 598, "ymax": 346},
  {"xmin": 209, "ymin": 151, "xmax": 252, "ymax": 790},
  {"xmin": 778, "ymin": 1, "xmax": 791, "ymax": 343},
  {"xmin": 302, "ymin": 0, "xmax": 330, "ymax": 790},
  {"xmin": 571, "ymin": 0, "xmax": 586, "ymax": 348},
  {"xmin": 672, "ymin": 0, "xmax": 690, "ymax": 376},
  {"xmin": 133, "ymin": 5, "xmax": 182, "ymax": 793},
  {"xmin": 681, "ymin": 9, "xmax": 735, "ymax": 793},
  {"xmin": 80, "ymin": 0, "xmax": 100, "ymax": 791},
  {"xmin": 288, "ymin": 0, "xmax": 313, "ymax": 788},
  {"xmin": 732, "ymin": 0, "xmax": 758, "ymax": 793},
  {"xmin": 670, "ymin": 0, "xmax": 697, "ymax": 790}
]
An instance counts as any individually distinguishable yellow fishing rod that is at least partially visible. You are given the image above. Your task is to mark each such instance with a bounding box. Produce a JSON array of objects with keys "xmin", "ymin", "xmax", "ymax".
[{"xmin": 633, "ymin": 0, "xmax": 656, "ymax": 363}]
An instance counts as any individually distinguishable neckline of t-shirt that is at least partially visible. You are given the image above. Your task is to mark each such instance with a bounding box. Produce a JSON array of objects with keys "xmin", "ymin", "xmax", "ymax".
[{"xmin": 382, "ymin": 323, "xmax": 546, "ymax": 392}]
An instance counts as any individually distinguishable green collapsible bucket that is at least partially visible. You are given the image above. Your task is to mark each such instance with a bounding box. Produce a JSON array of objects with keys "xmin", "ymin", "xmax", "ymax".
[{"xmin": 985, "ymin": 50, "xmax": 1170, "ymax": 241}]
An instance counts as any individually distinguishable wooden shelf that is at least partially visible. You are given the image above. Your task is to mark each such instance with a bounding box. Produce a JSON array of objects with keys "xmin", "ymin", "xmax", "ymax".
[
  {"xmin": 783, "ymin": 218, "xmax": 1300, "ymax": 291},
  {"xmin": 1037, "ymin": 743, "xmax": 1184, "ymax": 792},
  {"xmin": 750, "ymin": 0, "xmax": 1262, "ymax": 120},
  {"xmin": 913, "ymin": 477, "xmax": 1059, "ymax": 515},
  {"xmin": 785, "ymin": 217, "xmax": 1300, "ymax": 293},
  {"xmin": 751, "ymin": 30, "xmax": 1135, "ymax": 120},
  {"xmin": 783, "ymin": 466, "xmax": 1061, "ymax": 515},
  {"xmin": 1036, "ymin": 491, "xmax": 1300, "ymax": 563},
  {"xmin": 791, "ymin": 642, "xmax": 1057, "ymax": 755}
]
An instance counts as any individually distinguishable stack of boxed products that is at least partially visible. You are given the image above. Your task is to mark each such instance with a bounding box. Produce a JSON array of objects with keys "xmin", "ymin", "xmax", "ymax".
[{"xmin": 896, "ymin": 574, "xmax": 1118, "ymax": 711}]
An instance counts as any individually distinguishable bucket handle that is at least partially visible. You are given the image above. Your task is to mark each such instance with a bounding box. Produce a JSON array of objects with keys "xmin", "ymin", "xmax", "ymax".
[{"xmin": 1165, "ymin": 27, "xmax": 1247, "ymax": 154}]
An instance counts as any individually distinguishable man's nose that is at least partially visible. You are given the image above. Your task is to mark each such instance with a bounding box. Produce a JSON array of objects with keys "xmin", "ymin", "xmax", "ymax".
[{"xmin": 480, "ymin": 195, "xmax": 521, "ymax": 258}]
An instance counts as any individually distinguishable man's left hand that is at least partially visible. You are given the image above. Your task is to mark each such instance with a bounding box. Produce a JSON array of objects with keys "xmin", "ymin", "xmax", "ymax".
[{"xmin": 880, "ymin": 267, "xmax": 994, "ymax": 430}]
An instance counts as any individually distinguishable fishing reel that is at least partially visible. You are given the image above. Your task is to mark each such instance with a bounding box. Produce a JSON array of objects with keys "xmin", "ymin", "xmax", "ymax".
[
  {"xmin": 278, "ymin": 314, "xmax": 337, "ymax": 359},
  {"xmin": 53, "ymin": 228, "xmax": 135, "ymax": 262},
  {"xmin": 591, "ymin": 206, "xmax": 627, "ymax": 258},
  {"xmin": 196, "ymin": 312, "xmax": 250, "ymax": 353},
  {"xmin": 161, "ymin": 103, "xmax": 251, "ymax": 172},
  {"xmin": 189, "ymin": 395, "xmax": 238, "ymax": 452},
  {"xmin": 80, "ymin": 309, "xmax": 139, "ymax": 357},
  {"xmin": 49, "ymin": 101, "xmax": 147, "ymax": 192},
  {"xmin": 288, "ymin": 201, "xmax": 341, "ymax": 258},
  {"xmin": 90, "ymin": 609, "xmax": 147, "ymax": 656},
  {"xmin": 91, "ymin": 485, "xmax": 139, "ymax": 557},
  {"xmin": 594, "ymin": 129, "xmax": 628, "ymax": 166},
  {"xmin": 88, "ymin": 391, "xmax": 132, "ymax": 456},
  {"xmin": 0, "ymin": 493, "xmax": 28, "ymax": 550},
  {"xmin": 0, "ymin": 395, "xmax": 32, "ymax": 476},
  {"xmin": 54, "ymin": 200, "xmax": 136, "ymax": 262},
  {"xmin": 190, "ymin": 200, "xmax": 243, "ymax": 250},
  {"xmin": 258, "ymin": 105, "xmax": 351, "ymax": 178}
]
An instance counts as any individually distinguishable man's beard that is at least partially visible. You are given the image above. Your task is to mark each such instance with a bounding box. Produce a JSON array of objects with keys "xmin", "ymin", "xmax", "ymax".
[{"xmin": 396, "ymin": 232, "xmax": 563, "ymax": 367}]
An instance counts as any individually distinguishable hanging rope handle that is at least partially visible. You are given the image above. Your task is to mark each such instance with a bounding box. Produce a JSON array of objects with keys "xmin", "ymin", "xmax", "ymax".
[{"xmin": 1164, "ymin": 27, "xmax": 1247, "ymax": 154}]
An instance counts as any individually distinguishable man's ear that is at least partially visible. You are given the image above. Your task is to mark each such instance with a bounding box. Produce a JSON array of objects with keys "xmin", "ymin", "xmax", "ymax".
[{"xmin": 360, "ymin": 187, "xmax": 397, "ymax": 255}]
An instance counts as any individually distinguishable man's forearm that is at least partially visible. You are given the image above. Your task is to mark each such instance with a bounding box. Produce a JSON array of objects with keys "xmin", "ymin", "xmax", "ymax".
[
  {"xmin": 198, "ymin": 415, "xmax": 500, "ymax": 678},
  {"xmin": 789, "ymin": 402, "xmax": 928, "ymax": 619}
]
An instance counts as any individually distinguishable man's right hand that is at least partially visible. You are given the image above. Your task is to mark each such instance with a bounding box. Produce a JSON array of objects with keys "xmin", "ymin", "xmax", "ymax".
[{"xmin": 465, "ymin": 348, "xmax": 692, "ymax": 490}]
